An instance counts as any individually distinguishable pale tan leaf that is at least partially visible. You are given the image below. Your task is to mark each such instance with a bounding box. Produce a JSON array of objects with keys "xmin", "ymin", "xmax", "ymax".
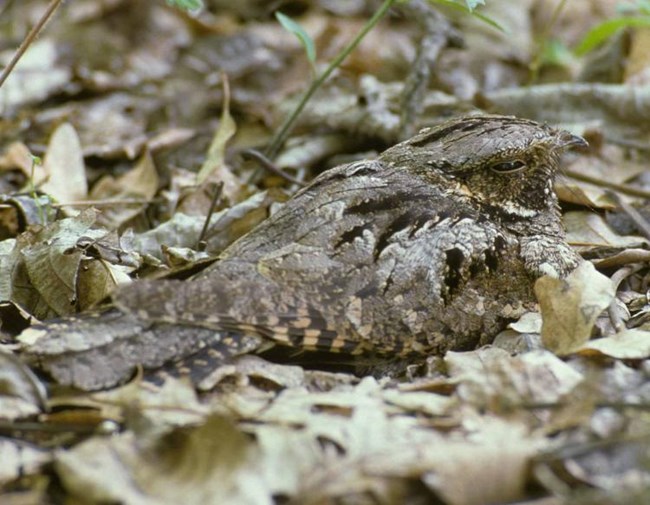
[
  {"xmin": 0, "ymin": 439, "xmax": 50, "ymax": 485},
  {"xmin": 196, "ymin": 76, "xmax": 237, "ymax": 184},
  {"xmin": 92, "ymin": 376, "xmax": 207, "ymax": 427},
  {"xmin": 422, "ymin": 422, "xmax": 536, "ymax": 505},
  {"xmin": 198, "ymin": 354, "xmax": 305, "ymax": 391},
  {"xmin": 555, "ymin": 182, "xmax": 617, "ymax": 209},
  {"xmin": 508, "ymin": 311, "xmax": 543, "ymax": 333},
  {"xmin": 0, "ymin": 351, "xmax": 47, "ymax": 420},
  {"xmin": 55, "ymin": 415, "xmax": 270, "ymax": 505},
  {"xmin": 446, "ymin": 349, "xmax": 584, "ymax": 410},
  {"xmin": 492, "ymin": 312, "xmax": 544, "ymax": 353},
  {"xmin": 161, "ymin": 246, "xmax": 211, "ymax": 267},
  {"xmin": 564, "ymin": 211, "xmax": 646, "ymax": 250},
  {"xmin": 381, "ymin": 389, "xmax": 451, "ymax": 416},
  {"xmin": 90, "ymin": 150, "xmax": 159, "ymax": 228},
  {"xmin": 536, "ymin": 261, "xmax": 615, "ymax": 355},
  {"xmin": 40, "ymin": 123, "xmax": 88, "ymax": 206},
  {"xmin": 625, "ymin": 27, "xmax": 650, "ymax": 84},
  {"xmin": 253, "ymin": 425, "xmax": 325, "ymax": 498},
  {"xmin": 0, "ymin": 142, "xmax": 34, "ymax": 175},
  {"xmin": 76, "ymin": 258, "xmax": 130, "ymax": 312},
  {"xmin": 0, "ymin": 239, "xmax": 18, "ymax": 302},
  {"xmin": 0, "ymin": 39, "xmax": 70, "ymax": 114},
  {"xmin": 577, "ymin": 328, "xmax": 650, "ymax": 359}
]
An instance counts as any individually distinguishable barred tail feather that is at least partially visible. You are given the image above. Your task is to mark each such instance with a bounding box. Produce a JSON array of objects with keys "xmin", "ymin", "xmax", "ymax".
[{"xmin": 19, "ymin": 310, "xmax": 263, "ymax": 391}]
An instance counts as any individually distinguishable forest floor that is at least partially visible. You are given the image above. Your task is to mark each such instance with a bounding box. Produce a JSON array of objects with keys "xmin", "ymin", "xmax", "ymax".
[{"xmin": 2, "ymin": 1, "xmax": 650, "ymax": 504}]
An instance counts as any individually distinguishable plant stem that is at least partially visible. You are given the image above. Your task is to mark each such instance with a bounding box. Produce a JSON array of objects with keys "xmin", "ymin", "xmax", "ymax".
[
  {"xmin": 0, "ymin": 0, "xmax": 64, "ymax": 90},
  {"xmin": 264, "ymin": 0, "xmax": 397, "ymax": 160},
  {"xmin": 528, "ymin": 0, "xmax": 568, "ymax": 85},
  {"xmin": 29, "ymin": 156, "xmax": 46, "ymax": 224}
]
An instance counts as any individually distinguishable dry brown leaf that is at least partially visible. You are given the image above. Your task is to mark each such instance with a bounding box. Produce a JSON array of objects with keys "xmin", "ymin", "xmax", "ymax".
[
  {"xmin": 536, "ymin": 261, "xmax": 615, "ymax": 355},
  {"xmin": 577, "ymin": 328, "xmax": 650, "ymax": 359},
  {"xmin": 0, "ymin": 351, "xmax": 47, "ymax": 420},
  {"xmin": 0, "ymin": 439, "xmax": 51, "ymax": 486},
  {"xmin": 15, "ymin": 209, "xmax": 104, "ymax": 318},
  {"xmin": 625, "ymin": 27, "xmax": 650, "ymax": 84},
  {"xmin": 196, "ymin": 76, "xmax": 237, "ymax": 185},
  {"xmin": 509, "ymin": 311, "xmax": 543, "ymax": 333},
  {"xmin": 0, "ymin": 39, "xmax": 71, "ymax": 114},
  {"xmin": 71, "ymin": 93, "xmax": 155, "ymax": 159},
  {"xmin": 564, "ymin": 211, "xmax": 646, "ymax": 250},
  {"xmin": 55, "ymin": 415, "xmax": 269, "ymax": 505},
  {"xmin": 91, "ymin": 375, "xmax": 207, "ymax": 427},
  {"xmin": 492, "ymin": 312, "xmax": 543, "ymax": 353},
  {"xmin": 76, "ymin": 258, "xmax": 131, "ymax": 312},
  {"xmin": 0, "ymin": 239, "xmax": 18, "ymax": 303},
  {"xmin": 132, "ymin": 189, "xmax": 283, "ymax": 259},
  {"xmin": 381, "ymin": 389, "xmax": 451, "ymax": 416},
  {"xmin": 0, "ymin": 142, "xmax": 34, "ymax": 175},
  {"xmin": 90, "ymin": 150, "xmax": 159, "ymax": 228},
  {"xmin": 555, "ymin": 182, "xmax": 617, "ymax": 209},
  {"xmin": 0, "ymin": 195, "xmax": 57, "ymax": 235},
  {"xmin": 564, "ymin": 144, "xmax": 648, "ymax": 186},
  {"xmin": 39, "ymin": 123, "xmax": 88, "ymax": 207},
  {"xmin": 422, "ymin": 420, "xmax": 537, "ymax": 505},
  {"xmin": 446, "ymin": 348, "xmax": 584, "ymax": 412},
  {"xmin": 198, "ymin": 354, "xmax": 305, "ymax": 391}
]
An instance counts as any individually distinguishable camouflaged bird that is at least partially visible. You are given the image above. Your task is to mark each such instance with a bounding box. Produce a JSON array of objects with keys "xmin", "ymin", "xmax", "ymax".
[{"xmin": 22, "ymin": 115, "xmax": 586, "ymax": 390}]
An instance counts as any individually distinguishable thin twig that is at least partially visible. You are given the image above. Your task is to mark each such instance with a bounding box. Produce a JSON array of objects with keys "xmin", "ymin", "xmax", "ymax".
[
  {"xmin": 606, "ymin": 190, "xmax": 650, "ymax": 240},
  {"xmin": 398, "ymin": 1, "xmax": 456, "ymax": 138},
  {"xmin": 241, "ymin": 148, "xmax": 306, "ymax": 187},
  {"xmin": 607, "ymin": 301, "xmax": 625, "ymax": 333},
  {"xmin": 606, "ymin": 264, "xmax": 644, "ymax": 334},
  {"xmin": 196, "ymin": 181, "xmax": 224, "ymax": 251},
  {"xmin": 263, "ymin": 0, "xmax": 397, "ymax": 162},
  {"xmin": 564, "ymin": 168, "xmax": 650, "ymax": 200},
  {"xmin": 592, "ymin": 249, "xmax": 650, "ymax": 270},
  {"xmin": 528, "ymin": 0, "xmax": 568, "ymax": 84},
  {"xmin": 0, "ymin": 0, "xmax": 64, "ymax": 90},
  {"xmin": 609, "ymin": 264, "xmax": 644, "ymax": 290}
]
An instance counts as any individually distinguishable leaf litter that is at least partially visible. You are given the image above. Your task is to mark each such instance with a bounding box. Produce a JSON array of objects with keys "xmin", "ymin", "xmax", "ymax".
[{"xmin": 2, "ymin": 0, "xmax": 650, "ymax": 504}]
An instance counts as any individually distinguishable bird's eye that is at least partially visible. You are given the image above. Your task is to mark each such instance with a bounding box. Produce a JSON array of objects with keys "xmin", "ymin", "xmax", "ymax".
[{"xmin": 489, "ymin": 160, "xmax": 526, "ymax": 173}]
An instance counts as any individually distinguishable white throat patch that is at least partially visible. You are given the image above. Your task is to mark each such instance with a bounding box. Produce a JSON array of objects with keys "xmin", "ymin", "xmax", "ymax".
[{"xmin": 500, "ymin": 200, "xmax": 539, "ymax": 218}]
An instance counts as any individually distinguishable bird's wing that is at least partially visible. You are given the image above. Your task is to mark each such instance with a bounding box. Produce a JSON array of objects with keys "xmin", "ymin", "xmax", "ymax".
[{"xmin": 114, "ymin": 159, "xmax": 516, "ymax": 356}]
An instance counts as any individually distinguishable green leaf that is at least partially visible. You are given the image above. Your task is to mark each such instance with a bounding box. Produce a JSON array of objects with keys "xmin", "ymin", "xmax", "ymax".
[
  {"xmin": 574, "ymin": 16, "xmax": 650, "ymax": 55},
  {"xmin": 430, "ymin": 0, "xmax": 505, "ymax": 32},
  {"xmin": 275, "ymin": 11, "xmax": 317, "ymax": 64},
  {"xmin": 640, "ymin": 0, "xmax": 650, "ymax": 15},
  {"xmin": 465, "ymin": 0, "xmax": 486, "ymax": 11},
  {"xmin": 165, "ymin": 0, "xmax": 203, "ymax": 11},
  {"xmin": 541, "ymin": 38, "xmax": 573, "ymax": 67}
]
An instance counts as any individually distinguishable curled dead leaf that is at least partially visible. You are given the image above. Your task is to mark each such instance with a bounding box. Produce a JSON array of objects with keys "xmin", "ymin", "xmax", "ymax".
[
  {"xmin": 577, "ymin": 328, "xmax": 650, "ymax": 359},
  {"xmin": 535, "ymin": 261, "xmax": 615, "ymax": 355},
  {"xmin": 40, "ymin": 123, "xmax": 88, "ymax": 208}
]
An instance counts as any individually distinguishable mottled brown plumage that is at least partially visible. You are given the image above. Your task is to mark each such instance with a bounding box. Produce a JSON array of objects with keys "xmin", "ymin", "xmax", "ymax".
[{"xmin": 21, "ymin": 115, "xmax": 586, "ymax": 390}]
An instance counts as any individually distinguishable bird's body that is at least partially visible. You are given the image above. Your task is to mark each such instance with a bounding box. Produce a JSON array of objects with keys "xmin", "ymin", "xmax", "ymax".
[{"xmin": 22, "ymin": 115, "xmax": 586, "ymax": 390}]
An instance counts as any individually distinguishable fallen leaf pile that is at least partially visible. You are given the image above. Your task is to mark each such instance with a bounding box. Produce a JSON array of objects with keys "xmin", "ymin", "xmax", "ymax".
[{"xmin": 2, "ymin": 1, "xmax": 650, "ymax": 504}]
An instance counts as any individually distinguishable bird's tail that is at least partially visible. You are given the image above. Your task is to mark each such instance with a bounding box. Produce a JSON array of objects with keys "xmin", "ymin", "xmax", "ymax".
[{"xmin": 19, "ymin": 309, "xmax": 263, "ymax": 391}]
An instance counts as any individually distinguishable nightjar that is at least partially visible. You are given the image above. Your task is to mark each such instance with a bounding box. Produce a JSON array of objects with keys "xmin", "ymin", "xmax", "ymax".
[{"xmin": 21, "ymin": 115, "xmax": 587, "ymax": 390}]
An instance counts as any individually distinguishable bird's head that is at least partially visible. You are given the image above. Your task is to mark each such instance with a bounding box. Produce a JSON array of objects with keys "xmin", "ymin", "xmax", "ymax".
[{"xmin": 382, "ymin": 115, "xmax": 587, "ymax": 219}]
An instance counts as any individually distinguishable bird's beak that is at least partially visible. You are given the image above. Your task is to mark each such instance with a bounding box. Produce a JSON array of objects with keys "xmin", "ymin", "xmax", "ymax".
[{"xmin": 556, "ymin": 130, "xmax": 588, "ymax": 150}]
